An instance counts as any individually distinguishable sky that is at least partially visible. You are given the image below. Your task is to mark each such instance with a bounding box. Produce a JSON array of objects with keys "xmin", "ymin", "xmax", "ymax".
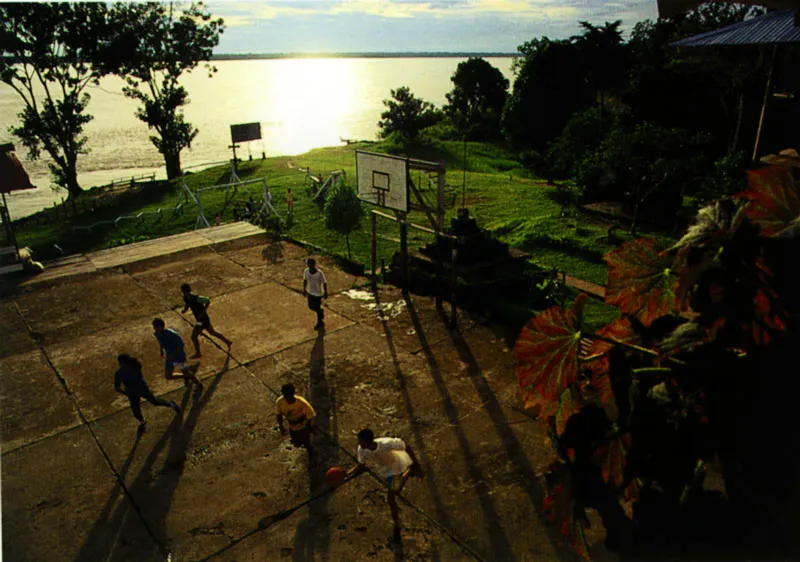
[{"xmin": 206, "ymin": 0, "xmax": 659, "ymax": 54}]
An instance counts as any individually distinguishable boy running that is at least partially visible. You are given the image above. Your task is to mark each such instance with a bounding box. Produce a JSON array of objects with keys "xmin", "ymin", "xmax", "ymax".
[
  {"xmin": 276, "ymin": 383, "xmax": 317, "ymax": 459},
  {"xmin": 152, "ymin": 318, "xmax": 202, "ymax": 388},
  {"xmin": 114, "ymin": 354, "xmax": 180, "ymax": 432},
  {"xmin": 346, "ymin": 428, "xmax": 424, "ymax": 534},
  {"xmin": 180, "ymin": 283, "xmax": 232, "ymax": 358},
  {"xmin": 302, "ymin": 258, "xmax": 328, "ymax": 330}
]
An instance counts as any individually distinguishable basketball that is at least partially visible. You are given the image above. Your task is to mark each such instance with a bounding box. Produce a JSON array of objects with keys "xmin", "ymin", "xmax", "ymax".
[{"xmin": 325, "ymin": 466, "xmax": 347, "ymax": 488}]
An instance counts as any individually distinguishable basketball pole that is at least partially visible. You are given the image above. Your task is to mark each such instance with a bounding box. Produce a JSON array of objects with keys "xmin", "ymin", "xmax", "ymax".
[
  {"xmin": 371, "ymin": 211, "xmax": 378, "ymax": 292},
  {"xmin": 399, "ymin": 214, "xmax": 409, "ymax": 291}
]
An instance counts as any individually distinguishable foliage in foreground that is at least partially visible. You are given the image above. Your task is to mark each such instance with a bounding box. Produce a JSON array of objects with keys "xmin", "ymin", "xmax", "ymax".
[{"xmin": 516, "ymin": 164, "xmax": 800, "ymax": 558}]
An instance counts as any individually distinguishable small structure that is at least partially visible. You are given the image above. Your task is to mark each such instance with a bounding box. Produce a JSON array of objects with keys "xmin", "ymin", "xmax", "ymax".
[
  {"xmin": 0, "ymin": 144, "xmax": 36, "ymax": 274},
  {"xmin": 669, "ymin": 9, "xmax": 800, "ymax": 161}
]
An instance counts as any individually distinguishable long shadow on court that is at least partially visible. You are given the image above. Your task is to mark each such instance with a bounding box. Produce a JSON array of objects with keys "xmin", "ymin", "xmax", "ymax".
[
  {"xmin": 401, "ymin": 293, "xmax": 515, "ymax": 561},
  {"xmin": 292, "ymin": 332, "xmax": 333, "ymax": 562},
  {"xmin": 439, "ymin": 312, "xmax": 565, "ymax": 559},
  {"xmin": 74, "ymin": 361, "xmax": 231, "ymax": 562}
]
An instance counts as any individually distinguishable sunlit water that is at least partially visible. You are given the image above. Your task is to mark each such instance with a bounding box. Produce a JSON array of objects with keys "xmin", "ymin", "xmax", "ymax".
[{"xmin": 0, "ymin": 57, "xmax": 515, "ymax": 218}]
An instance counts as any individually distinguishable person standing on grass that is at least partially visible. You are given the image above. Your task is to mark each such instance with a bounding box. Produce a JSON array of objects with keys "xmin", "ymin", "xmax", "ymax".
[
  {"xmin": 303, "ymin": 258, "xmax": 328, "ymax": 330},
  {"xmin": 114, "ymin": 354, "xmax": 180, "ymax": 433},
  {"xmin": 286, "ymin": 188, "xmax": 294, "ymax": 213},
  {"xmin": 276, "ymin": 383, "xmax": 317, "ymax": 460},
  {"xmin": 152, "ymin": 318, "xmax": 202, "ymax": 388},
  {"xmin": 180, "ymin": 283, "xmax": 232, "ymax": 358},
  {"xmin": 346, "ymin": 428, "xmax": 424, "ymax": 536}
]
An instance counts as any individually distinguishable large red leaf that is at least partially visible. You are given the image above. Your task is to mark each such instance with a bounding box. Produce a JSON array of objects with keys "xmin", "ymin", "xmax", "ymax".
[
  {"xmin": 604, "ymin": 238, "xmax": 679, "ymax": 326},
  {"xmin": 583, "ymin": 316, "xmax": 641, "ymax": 405},
  {"xmin": 515, "ymin": 294, "xmax": 587, "ymax": 406},
  {"xmin": 593, "ymin": 432, "xmax": 631, "ymax": 488},
  {"xmin": 738, "ymin": 165, "xmax": 800, "ymax": 237}
]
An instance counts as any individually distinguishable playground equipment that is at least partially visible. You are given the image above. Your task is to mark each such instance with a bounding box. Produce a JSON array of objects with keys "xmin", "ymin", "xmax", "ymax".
[
  {"xmin": 300, "ymin": 168, "xmax": 346, "ymax": 202},
  {"xmin": 187, "ymin": 176, "xmax": 280, "ymax": 229}
]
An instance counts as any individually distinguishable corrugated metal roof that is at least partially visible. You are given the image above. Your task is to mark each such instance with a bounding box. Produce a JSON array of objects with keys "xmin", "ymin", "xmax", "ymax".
[{"xmin": 671, "ymin": 10, "xmax": 800, "ymax": 46}]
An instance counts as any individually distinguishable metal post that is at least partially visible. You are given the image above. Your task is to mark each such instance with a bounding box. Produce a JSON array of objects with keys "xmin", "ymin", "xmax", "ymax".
[
  {"xmin": 450, "ymin": 236, "xmax": 458, "ymax": 329},
  {"xmin": 400, "ymin": 218, "xmax": 409, "ymax": 291},
  {"xmin": 752, "ymin": 45, "xmax": 777, "ymax": 162},
  {"xmin": 371, "ymin": 211, "xmax": 377, "ymax": 292}
]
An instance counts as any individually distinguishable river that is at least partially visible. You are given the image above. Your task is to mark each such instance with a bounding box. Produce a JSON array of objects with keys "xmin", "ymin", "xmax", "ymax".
[{"xmin": 0, "ymin": 57, "xmax": 515, "ymax": 218}]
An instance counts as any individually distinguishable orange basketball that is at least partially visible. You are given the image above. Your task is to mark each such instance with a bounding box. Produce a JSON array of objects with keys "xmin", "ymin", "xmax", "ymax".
[{"xmin": 325, "ymin": 466, "xmax": 347, "ymax": 488}]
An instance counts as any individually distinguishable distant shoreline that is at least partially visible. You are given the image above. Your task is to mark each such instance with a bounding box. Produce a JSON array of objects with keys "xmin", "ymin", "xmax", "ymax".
[{"xmin": 211, "ymin": 52, "xmax": 518, "ymax": 60}]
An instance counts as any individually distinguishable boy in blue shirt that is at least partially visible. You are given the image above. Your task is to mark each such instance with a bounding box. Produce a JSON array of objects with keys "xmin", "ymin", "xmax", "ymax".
[
  {"xmin": 114, "ymin": 354, "xmax": 180, "ymax": 432},
  {"xmin": 152, "ymin": 318, "xmax": 202, "ymax": 388}
]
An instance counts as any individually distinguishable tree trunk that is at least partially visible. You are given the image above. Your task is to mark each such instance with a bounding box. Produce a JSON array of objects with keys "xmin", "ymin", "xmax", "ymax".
[
  {"xmin": 62, "ymin": 157, "xmax": 82, "ymax": 199},
  {"xmin": 164, "ymin": 150, "xmax": 182, "ymax": 180}
]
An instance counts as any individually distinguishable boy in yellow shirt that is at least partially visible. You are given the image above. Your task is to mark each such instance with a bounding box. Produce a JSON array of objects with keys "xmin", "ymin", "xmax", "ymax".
[{"xmin": 276, "ymin": 383, "xmax": 316, "ymax": 459}]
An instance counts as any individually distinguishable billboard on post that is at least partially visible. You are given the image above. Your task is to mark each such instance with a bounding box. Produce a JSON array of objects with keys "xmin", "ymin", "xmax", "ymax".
[{"xmin": 230, "ymin": 123, "xmax": 262, "ymax": 143}]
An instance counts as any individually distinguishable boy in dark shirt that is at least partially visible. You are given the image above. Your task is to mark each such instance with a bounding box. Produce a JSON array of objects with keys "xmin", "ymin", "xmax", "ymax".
[
  {"xmin": 180, "ymin": 283, "xmax": 233, "ymax": 358},
  {"xmin": 114, "ymin": 354, "xmax": 180, "ymax": 432},
  {"xmin": 152, "ymin": 318, "xmax": 202, "ymax": 387}
]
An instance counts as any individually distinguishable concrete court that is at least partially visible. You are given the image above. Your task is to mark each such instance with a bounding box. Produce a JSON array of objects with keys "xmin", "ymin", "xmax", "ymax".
[{"xmin": 0, "ymin": 230, "xmax": 604, "ymax": 562}]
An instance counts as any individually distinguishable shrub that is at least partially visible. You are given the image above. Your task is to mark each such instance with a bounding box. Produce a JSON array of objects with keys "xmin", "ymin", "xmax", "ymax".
[{"xmin": 516, "ymin": 165, "xmax": 800, "ymax": 559}]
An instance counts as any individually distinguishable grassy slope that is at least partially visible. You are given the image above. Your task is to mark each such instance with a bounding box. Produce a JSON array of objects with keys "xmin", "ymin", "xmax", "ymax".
[{"xmin": 15, "ymin": 140, "xmax": 649, "ymax": 327}]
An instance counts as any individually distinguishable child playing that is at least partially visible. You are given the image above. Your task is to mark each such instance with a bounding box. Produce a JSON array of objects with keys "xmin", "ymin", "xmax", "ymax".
[{"xmin": 180, "ymin": 283, "xmax": 233, "ymax": 358}]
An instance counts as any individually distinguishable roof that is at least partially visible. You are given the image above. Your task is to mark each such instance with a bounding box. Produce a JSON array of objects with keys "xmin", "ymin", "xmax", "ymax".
[
  {"xmin": 0, "ymin": 149, "xmax": 35, "ymax": 194},
  {"xmin": 671, "ymin": 9, "xmax": 800, "ymax": 46},
  {"xmin": 658, "ymin": 0, "xmax": 800, "ymax": 19}
]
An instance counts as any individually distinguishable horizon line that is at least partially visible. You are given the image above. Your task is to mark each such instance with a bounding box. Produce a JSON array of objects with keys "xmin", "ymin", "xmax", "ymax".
[{"xmin": 212, "ymin": 51, "xmax": 519, "ymax": 58}]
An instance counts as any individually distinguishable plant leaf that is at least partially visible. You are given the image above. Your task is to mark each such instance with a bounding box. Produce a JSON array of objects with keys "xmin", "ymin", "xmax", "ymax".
[
  {"xmin": 604, "ymin": 238, "xmax": 679, "ymax": 326},
  {"xmin": 660, "ymin": 319, "xmax": 727, "ymax": 355},
  {"xmin": 670, "ymin": 198, "xmax": 749, "ymax": 254},
  {"xmin": 572, "ymin": 517, "xmax": 591, "ymax": 561},
  {"xmin": 593, "ymin": 432, "xmax": 631, "ymax": 488},
  {"xmin": 584, "ymin": 316, "xmax": 641, "ymax": 404},
  {"xmin": 737, "ymin": 165, "xmax": 800, "ymax": 237},
  {"xmin": 555, "ymin": 387, "xmax": 580, "ymax": 437},
  {"xmin": 515, "ymin": 294, "xmax": 587, "ymax": 405}
]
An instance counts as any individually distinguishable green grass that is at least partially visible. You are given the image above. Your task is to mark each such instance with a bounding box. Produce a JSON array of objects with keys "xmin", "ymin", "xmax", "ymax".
[{"xmin": 16, "ymin": 140, "xmax": 672, "ymax": 315}]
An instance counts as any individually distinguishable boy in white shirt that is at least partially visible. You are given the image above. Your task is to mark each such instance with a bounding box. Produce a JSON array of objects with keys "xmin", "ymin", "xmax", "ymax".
[
  {"xmin": 302, "ymin": 258, "xmax": 328, "ymax": 330},
  {"xmin": 347, "ymin": 428, "xmax": 424, "ymax": 535}
]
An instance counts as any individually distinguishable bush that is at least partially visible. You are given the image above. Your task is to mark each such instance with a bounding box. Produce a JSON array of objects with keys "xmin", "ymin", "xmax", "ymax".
[
  {"xmin": 546, "ymin": 107, "xmax": 620, "ymax": 179},
  {"xmin": 324, "ymin": 179, "xmax": 363, "ymax": 258}
]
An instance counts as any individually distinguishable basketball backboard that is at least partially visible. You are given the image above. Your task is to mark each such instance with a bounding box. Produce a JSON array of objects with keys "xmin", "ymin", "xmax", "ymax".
[{"xmin": 356, "ymin": 150, "xmax": 408, "ymax": 212}]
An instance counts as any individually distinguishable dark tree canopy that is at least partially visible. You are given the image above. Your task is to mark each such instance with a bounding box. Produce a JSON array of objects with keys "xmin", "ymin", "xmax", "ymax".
[
  {"xmin": 378, "ymin": 86, "xmax": 440, "ymax": 144},
  {"xmin": 108, "ymin": 2, "xmax": 224, "ymax": 179},
  {"xmin": 0, "ymin": 2, "xmax": 114, "ymax": 197},
  {"xmin": 445, "ymin": 57, "xmax": 509, "ymax": 141},
  {"xmin": 572, "ymin": 21, "xmax": 627, "ymax": 110},
  {"xmin": 502, "ymin": 38, "xmax": 589, "ymax": 150}
]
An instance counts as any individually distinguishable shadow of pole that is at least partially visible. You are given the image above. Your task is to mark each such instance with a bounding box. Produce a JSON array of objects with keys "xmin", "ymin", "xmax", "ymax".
[
  {"xmin": 401, "ymin": 291, "xmax": 515, "ymax": 561},
  {"xmin": 75, "ymin": 361, "xmax": 232, "ymax": 562},
  {"xmin": 293, "ymin": 332, "xmax": 332, "ymax": 562},
  {"xmin": 438, "ymin": 314, "xmax": 566, "ymax": 559}
]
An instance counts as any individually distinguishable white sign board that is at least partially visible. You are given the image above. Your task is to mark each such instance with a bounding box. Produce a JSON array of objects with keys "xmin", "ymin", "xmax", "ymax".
[{"xmin": 356, "ymin": 150, "xmax": 408, "ymax": 212}]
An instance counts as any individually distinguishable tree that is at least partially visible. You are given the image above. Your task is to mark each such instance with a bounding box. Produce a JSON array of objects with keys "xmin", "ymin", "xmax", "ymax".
[
  {"xmin": 444, "ymin": 57, "xmax": 509, "ymax": 141},
  {"xmin": 325, "ymin": 179, "xmax": 363, "ymax": 259},
  {"xmin": 516, "ymin": 164, "xmax": 800, "ymax": 559},
  {"xmin": 502, "ymin": 38, "xmax": 589, "ymax": 149},
  {"xmin": 0, "ymin": 3, "xmax": 113, "ymax": 197},
  {"xmin": 108, "ymin": 2, "xmax": 224, "ymax": 179},
  {"xmin": 572, "ymin": 21, "xmax": 627, "ymax": 112},
  {"xmin": 378, "ymin": 87, "xmax": 440, "ymax": 144}
]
